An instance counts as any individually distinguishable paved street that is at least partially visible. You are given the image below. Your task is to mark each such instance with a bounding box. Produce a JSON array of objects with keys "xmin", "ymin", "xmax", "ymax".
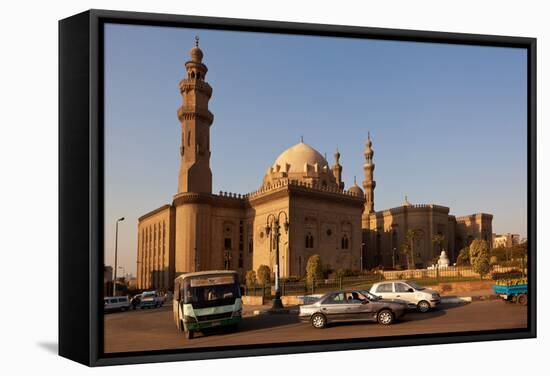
[{"xmin": 104, "ymin": 300, "xmax": 527, "ymax": 353}]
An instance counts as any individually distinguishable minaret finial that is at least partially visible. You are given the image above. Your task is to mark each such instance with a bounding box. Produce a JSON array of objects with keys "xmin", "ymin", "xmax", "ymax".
[
  {"xmin": 354, "ymin": 176, "xmax": 357, "ymax": 184},
  {"xmin": 368, "ymin": 130, "xmax": 371, "ymax": 140},
  {"xmin": 300, "ymin": 135, "xmax": 304, "ymax": 143},
  {"xmin": 195, "ymin": 35, "xmax": 200, "ymax": 47}
]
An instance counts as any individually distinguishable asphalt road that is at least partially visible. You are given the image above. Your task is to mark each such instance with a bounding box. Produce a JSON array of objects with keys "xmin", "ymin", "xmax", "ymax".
[{"xmin": 104, "ymin": 300, "xmax": 527, "ymax": 353}]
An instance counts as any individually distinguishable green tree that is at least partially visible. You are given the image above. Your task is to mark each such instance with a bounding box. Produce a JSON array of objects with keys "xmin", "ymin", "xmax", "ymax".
[
  {"xmin": 245, "ymin": 270, "xmax": 256, "ymax": 288},
  {"xmin": 469, "ymin": 239, "xmax": 491, "ymax": 279},
  {"xmin": 401, "ymin": 229, "xmax": 424, "ymax": 269},
  {"xmin": 256, "ymin": 265, "xmax": 271, "ymax": 286},
  {"xmin": 306, "ymin": 254, "xmax": 323, "ymax": 285},
  {"xmin": 456, "ymin": 246, "xmax": 470, "ymax": 266}
]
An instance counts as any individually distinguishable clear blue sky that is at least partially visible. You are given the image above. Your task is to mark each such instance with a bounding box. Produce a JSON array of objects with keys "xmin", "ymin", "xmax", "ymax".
[{"xmin": 103, "ymin": 23, "xmax": 527, "ymax": 276}]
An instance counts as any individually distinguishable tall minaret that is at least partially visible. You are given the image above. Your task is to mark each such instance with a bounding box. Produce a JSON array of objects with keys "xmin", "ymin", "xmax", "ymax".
[
  {"xmin": 177, "ymin": 37, "xmax": 214, "ymax": 194},
  {"xmin": 332, "ymin": 147, "xmax": 344, "ymax": 190},
  {"xmin": 362, "ymin": 132, "xmax": 376, "ymax": 214}
]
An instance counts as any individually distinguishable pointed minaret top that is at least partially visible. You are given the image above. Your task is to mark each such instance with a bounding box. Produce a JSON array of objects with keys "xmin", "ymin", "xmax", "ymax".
[
  {"xmin": 334, "ymin": 146, "xmax": 341, "ymax": 164},
  {"xmin": 189, "ymin": 36, "xmax": 204, "ymax": 63},
  {"xmin": 364, "ymin": 132, "xmax": 374, "ymax": 162}
]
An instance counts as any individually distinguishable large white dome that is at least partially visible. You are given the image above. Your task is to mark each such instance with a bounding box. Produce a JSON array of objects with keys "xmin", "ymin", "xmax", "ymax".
[{"xmin": 272, "ymin": 141, "xmax": 328, "ymax": 173}]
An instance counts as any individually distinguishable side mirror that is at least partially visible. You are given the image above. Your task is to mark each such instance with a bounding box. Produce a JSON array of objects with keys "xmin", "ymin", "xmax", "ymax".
[
  {"xmin": 408, "ymin": 288, "xmax": 414, "ymax": 293},
  {"xmin": 361, "ymin": 300, "xmax": 369, "ymax": 305}
]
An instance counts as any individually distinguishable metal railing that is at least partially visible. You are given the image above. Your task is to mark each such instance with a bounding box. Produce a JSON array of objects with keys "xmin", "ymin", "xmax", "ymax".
[{"xmin": 242, "ymin": 264, "xmax": 527, "ymax": 298}]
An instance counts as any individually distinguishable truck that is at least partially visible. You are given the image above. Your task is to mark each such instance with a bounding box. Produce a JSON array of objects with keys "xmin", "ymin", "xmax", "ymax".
[{"xmin": 492, "ymin": 279, "xmax": 528, "ymax": 305}]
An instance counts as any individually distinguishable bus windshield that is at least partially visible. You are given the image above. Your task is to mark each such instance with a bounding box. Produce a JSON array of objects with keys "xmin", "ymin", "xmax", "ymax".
[{"xmin": 182, "ymin": 274, "xmax": 241, "ymax": 308}]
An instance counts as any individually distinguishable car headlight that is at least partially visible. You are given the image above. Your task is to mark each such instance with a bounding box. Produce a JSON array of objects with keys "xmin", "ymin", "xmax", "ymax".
[{"xmin": 432, "ymin": 293, "xmax": 440, "ymax": 299}]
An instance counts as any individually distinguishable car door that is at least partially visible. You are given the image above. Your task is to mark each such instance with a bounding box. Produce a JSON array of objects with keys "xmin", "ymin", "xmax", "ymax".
[
  {"xmin": 373, "ymin": 282, "xmax": 395, "ymax": 300},
  {"xmin": 394, "ymin": 282, "xmax": 416, "ymax": 306},
  {"xmin": 346, "ymin": 291, "xmax": 376, "ymax": 321},
  {"xmin": 320, "ymin": 292, "xmax": 349, "ymax": 322}
]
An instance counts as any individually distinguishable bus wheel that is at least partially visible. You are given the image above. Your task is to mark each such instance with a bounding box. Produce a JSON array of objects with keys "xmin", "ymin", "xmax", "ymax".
[
  {"xmin": 186, "ymin": 330, "xmax": 194, "ymax": 340},
  {"xmin": 517, "ymin": 294, "xmax": 528, "ymax": 306}
]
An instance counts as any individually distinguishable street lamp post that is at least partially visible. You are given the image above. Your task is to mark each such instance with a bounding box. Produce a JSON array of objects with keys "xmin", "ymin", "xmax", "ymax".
[
  {"xmin": 266, "ymin": 211, "xmax": 289, "ymax": 310},
  {"xmin": 361, "ymin": 242, "xmax": 365, "ymax": 272},
  {"xmin": 392, "ymin": 247, "xmax": 397, "ymax": 269},
  {"xmin": 113, "ymin": 217, "xmax": 125, "ymax": 296}
]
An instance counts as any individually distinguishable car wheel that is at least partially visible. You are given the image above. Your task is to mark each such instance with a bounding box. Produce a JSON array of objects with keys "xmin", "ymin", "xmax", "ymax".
[
  {"xmin": 417, "ymin": 300, "xmax": 431, "ymax": 313},
  {"xmin": 311, "ymin": 313, "xmax": 327, "ymax": 329},
  {"xmin": 377, "ymin": 309, "xmax": 394, "ymax": 325},
  {"xmin": 517, "ymin": 294, "xmax": 528, "ymax": 306},
  {"xmin": 186, "ymin": 330, "xmax": 194, "ymax": 340}
]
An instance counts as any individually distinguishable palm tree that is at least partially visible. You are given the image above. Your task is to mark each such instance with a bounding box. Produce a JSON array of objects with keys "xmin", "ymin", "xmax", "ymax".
[
  {"xmin": 402, "ymin": 229, "xmax": 424, "ymax": 269},
  {"xmin": 432, "ymin": 233, "xmax": 445, "ymax": 256}
]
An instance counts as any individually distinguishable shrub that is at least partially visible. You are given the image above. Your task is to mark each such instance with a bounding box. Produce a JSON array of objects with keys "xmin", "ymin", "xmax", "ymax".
[
  {"xmin": 257, "ymin": 265, "xmax": 271, "ymax": 285},
  {"xmin": 456, "ymin": 247, "xmax": 470, "ymax": 266},
  {"xmin": 306, "ymin": 255, "xmax": 323, "ymax": 285},
  {"xmin": 492, "ymin": 269, "xmax": 523, "ymax": 280},
  {"xmin": 245, "ymin": 270, "xmax": 256, "ymax": 288}
]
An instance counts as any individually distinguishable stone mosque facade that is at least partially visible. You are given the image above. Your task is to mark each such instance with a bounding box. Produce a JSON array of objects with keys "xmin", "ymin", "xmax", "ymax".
[{"xmin": 136, "ymin": 41, "xmax": 493, "ymax": 290}]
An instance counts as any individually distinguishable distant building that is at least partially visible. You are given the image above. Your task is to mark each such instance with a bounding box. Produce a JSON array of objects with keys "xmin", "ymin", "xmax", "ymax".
[
  {"xmin": 492, "ymin": 233, "xmax": 520, "ymax": 248},
  {"xmin": 127, "ymin": 277, "xmax": 138, "ymax": 290},
  {"xmin": 104, "ymin": 265, "xmax": 113, "ymax": 284},
  {"xmin": 136, "ymin": 40, "xmax": 494, "ymax": 290}
]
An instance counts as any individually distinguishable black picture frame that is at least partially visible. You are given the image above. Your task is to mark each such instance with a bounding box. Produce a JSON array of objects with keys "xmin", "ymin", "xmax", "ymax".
[{"xmin": 59, "ymin": 9, "xmax": 537, "ymax": 367}]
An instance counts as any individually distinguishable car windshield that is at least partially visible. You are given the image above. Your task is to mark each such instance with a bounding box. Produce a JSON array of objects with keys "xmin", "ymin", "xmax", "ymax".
[
  {"xmin": 182, "ymin": 274, "xmax": 241, "ymax": 308},
  {"xmin": 406, "ymin": 281, "xmax": 425, "ymax": 290}
]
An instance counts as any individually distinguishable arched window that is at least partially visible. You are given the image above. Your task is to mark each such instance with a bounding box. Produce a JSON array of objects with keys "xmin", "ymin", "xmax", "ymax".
[
  {"xmin": 191, "ymin": 71, "xmax": 195, "ymax": 79},
  {"xmin": 341, "ymin": 235, "xmax": 349, "ymax": 250},
  {"xmin": 305, "ymin": 233, "xmax": 314, "ymax": 249}
]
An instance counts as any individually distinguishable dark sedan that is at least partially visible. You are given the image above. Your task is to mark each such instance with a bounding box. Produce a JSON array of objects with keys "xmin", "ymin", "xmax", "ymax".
[{"xmin": 299, "ymin": 290, "xmax": 408, "ymax": 328}]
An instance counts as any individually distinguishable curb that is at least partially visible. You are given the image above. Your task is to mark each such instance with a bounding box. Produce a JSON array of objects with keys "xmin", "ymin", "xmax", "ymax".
[
  {"xmin": 251, "ymin": 308, "xmax": 299, "ymax": 316},
  {"xmin": 441, "ymin": 296, "xmax": 472, "ymax": 304},
  {"xmin": 441, "ymin": 294, "xmax": 500, "ymax": 304}
]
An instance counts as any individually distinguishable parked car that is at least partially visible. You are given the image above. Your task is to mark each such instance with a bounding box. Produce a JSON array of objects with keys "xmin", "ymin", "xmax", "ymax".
[
  {"xmin": 299, "ymin": 290, "xmax": 408, "ymax": 328},
  {"xmin": 104, "ymin": 296, "xmax": 131, "ymax": 312},
  {"xmin": 370, "ymin": 280, "xmax": 440, "ymax": 312},
  {"xmin": 139, "ymin": 291, "xmax": 164, "ymax": 309}
]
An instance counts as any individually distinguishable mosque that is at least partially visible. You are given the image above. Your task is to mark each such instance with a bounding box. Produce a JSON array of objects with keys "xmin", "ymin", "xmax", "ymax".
[{"xmin": 136, "ymin": 40, "xmax": 492, "ymax": 290}]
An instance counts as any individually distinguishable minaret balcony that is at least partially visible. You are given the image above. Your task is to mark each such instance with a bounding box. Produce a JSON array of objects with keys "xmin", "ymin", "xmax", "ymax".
[
  {"xmin": 179, "ymin": 80, "xmax": 213, "ymax": 97},
  {"xmin": 177, "ymin": 106, "xmax": 214, "ymax": 124}
]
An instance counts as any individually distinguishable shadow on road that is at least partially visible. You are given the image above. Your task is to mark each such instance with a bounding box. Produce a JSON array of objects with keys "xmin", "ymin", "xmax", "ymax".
[{"xmin": 197, "ymin": 314, "xmax": 300, "ymax": 338}]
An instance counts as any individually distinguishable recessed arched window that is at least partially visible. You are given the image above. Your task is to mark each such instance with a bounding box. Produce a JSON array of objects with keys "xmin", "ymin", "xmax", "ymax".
[
  {"xmin": 305, "ymin": 233, "xmax": 314, "ymax": 249},
  {"xmin": 341, "ymin": 234, "xmax": 349, "ymax": 250},
  {"xmin": 191, "ymin": 71, "xmax": 195, "ymax": 79}
]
